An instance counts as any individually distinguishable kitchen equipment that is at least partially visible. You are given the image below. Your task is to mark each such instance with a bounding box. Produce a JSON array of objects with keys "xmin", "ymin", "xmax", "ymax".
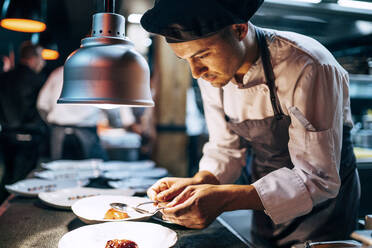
[
  {"xmin": 367, "ymin": 58, "xmax": 372, "ymax": 75},
  {"xmin": 58, "ymin": 0, "xmax": 154, "ymax": 107},
  {"xmin": 363, "ymin": 114, "xmax": 372, "ymax": 130},
  {"xmin": 353, "ymin": 129, "xmax": 372, "ymax": 148},
  {"xmin": 292, "ymin": 240, "xmax": 362, "ymax": 248},
  {"xmin": 0, "ymin": 0, "xmax": 47, "ymax": 33}
]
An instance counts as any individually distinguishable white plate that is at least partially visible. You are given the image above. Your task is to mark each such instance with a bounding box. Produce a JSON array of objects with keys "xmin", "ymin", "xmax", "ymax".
[
  {"xmin": 103, "ymin": 167, "xmax": 168, "ymax": 180},
  {"xmin": 108, "ymin": 178, "xmax": 158, "ymax": 194},
  {"xmin": 71, "ymin": 195, "xmax": 157, "ymax": 224},
  {"xmin": 41, "ymin": 159, "xmax": 102, "ymax": 171},
  {"xmin": 5, "ymin": 178, "xmax": 89, "ymax": 197},
  {"xmin": 38, "ymin": 187, "xmax": 135, "ymax": 210},
  {"xmin": 58, "ymin": 221, "xmax": 177, "ymax": 248},
  {"xmin": 100, "ymin": 129, "xmax": 141, "ymax": 148},
  {"xmin": 100, "ymin": 160, "xmax": 156, "ymax": 171},
  {"xmin": 35, "ymin": 169, "xmax": 101, "ymax": 180}
]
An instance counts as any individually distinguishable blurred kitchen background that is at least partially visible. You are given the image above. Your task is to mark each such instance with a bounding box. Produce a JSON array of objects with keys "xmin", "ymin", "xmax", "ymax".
[{"xmin": 0, "ymin": 0, "xmax": 372, "ymax": 217}]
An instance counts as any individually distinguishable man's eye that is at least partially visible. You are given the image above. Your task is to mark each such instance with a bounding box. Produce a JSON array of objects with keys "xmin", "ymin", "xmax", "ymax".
[{"xmin": 198, "ymin": 53, "xmax": 210, "ymax": 59}]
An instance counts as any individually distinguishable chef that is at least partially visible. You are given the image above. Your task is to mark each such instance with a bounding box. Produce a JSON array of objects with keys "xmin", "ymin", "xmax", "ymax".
[{"xmin": 140, "ymin": 0, "xmax": 360, "ymax": 246}]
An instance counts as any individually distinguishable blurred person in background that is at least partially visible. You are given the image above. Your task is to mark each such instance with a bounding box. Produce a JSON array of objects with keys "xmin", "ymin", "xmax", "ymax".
[
  {"xmin": 0, "ymin": 41, "xmax": 47, "ymax": 202},
  {"xmin": 0, "ymin": 55, "xmax": 13, "ymax": 73},
  {"xmin": 37, "ymin": 66, "xmax": 140, "ymax": 161},
  {"xmin": 129, "ymin": 107, "xmax": 156, "ymax": 159}
]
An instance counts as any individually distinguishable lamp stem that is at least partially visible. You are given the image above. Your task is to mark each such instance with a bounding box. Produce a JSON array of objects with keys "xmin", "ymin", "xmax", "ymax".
[{"xmin": 104, "ymin": 0, "xmax": 115, "ymax": 13}]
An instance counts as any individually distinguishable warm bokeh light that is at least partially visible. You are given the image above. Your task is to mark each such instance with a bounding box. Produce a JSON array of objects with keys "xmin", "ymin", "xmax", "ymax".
[
  {"xmin": 0, "ymin": 18, "xmax": 46, "ymax": 33},
  {"xmin": 41, "ymin": 49, "xmax": 59, "ymax": 60}
]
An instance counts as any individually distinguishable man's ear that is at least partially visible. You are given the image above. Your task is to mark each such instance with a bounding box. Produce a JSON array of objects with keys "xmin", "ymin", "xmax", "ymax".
[{"xmin": 232, "ymin": 23, "xmax": 248, "ymax": 41}]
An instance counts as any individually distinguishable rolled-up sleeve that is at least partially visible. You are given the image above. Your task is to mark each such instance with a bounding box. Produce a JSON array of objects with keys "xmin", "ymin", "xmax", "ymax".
[
  {"xmin": 252, "ymin": 62, "xmax": 345, "ymax": 224},
  {"xmin": 198, "ymin": 79, "xmax": 247, "ymax": 184}
]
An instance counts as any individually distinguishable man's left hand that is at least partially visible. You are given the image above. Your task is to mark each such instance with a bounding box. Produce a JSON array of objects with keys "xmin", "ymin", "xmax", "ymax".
[{"xmin": 161, "ymin": 184, "xmax": 228, "ymax": 229}]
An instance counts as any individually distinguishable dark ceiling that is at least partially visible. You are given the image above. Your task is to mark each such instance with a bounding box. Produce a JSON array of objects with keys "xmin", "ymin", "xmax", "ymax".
[
  {"xmin": 255, "ymin": 0, "xmax": 372, "ymax": 53},
  {"xmin": 0, "ymin": 0, "xmax": 372, "ymax": 73}
]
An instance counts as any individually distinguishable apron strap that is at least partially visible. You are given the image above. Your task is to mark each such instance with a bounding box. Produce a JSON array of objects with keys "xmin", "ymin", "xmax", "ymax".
[{"xmin": 255, "ymin": 28, "xmax": 285, "ymax": 120}]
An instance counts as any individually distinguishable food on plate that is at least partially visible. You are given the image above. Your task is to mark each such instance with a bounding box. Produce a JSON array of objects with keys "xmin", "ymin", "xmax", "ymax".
[
  {"xmin": 104, "ymin": 208, "xmax": 129, "ymax": 220},
  {"xmin": 105, "ymin": 239, "xmax": 138, "ymax": 248}
]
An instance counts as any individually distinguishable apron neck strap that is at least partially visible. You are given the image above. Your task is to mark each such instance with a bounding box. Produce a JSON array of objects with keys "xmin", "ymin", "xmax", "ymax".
[{"xmin": 255, "ymin": 28, "xmax": 284, "ymax": 119}]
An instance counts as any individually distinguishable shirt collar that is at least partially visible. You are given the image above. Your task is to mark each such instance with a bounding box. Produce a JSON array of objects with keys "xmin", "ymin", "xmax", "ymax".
[{"xmin": 236, "ymin": 28, "xmax": 275, "ymax": 89}]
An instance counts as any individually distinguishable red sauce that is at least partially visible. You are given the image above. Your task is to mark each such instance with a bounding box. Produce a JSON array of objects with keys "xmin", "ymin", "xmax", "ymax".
[{"xmin": 105, "ymin": 239, "xmax": 138, "ymax": 248}]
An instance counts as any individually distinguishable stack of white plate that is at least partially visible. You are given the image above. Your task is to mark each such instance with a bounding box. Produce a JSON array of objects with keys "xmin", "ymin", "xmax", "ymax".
[
  {"xmin": 41, "ymin": 159, "xmax": 102, "ymax": 171},
  {"xmin": 100, "ymin": 161, "xmax": 167, "ymax": 194},
  {"xmin": 108, "ymin": 178, "xmax": 160, "ymax": 194},
  {"xmin": 6, "ymin": 159, "xmax": 166, "ymax": 202},
  {"xmin": 5, "ymin": 178, "xmax": 90, "ymax": 197},
  {"xmin": 5, "ymin": 160, "xmax": 104, "ymax": 200},
  {"xmin": 99, "ymin": 160, "xmax": 155, "ymax": 171},
  {"xmin": 39, "ymin": 187, "xmax": 134, "ymax": 210},
  {"xmin": 34, "ymin": 169, "xmax": 101, "ymax": 181},
  {"xmin": 102, "ymin": 167, "xmax": 168, "ymax": 180}
]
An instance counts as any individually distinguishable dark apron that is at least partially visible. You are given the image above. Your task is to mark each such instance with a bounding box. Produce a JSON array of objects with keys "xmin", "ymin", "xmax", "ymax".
[{"xmin": 224, "ymin": 28, "xmax": 360, "ymax": 247}]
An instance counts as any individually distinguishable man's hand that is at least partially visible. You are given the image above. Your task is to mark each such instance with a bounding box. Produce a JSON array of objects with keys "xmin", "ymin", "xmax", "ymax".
[
  {"xmin": 161, "ymin": 184, "xmax": 228, "ymax": 229},
  {"xmin": 147, "ymin": 177, "xmax": 196, "ymax": 202},
  {"xmin": 147, "ymin": 171, "xmax": 219, "ymax": 202},
  {"xmin": 160, "ymin": 184, "xmax": 264, "ymax": 229}
]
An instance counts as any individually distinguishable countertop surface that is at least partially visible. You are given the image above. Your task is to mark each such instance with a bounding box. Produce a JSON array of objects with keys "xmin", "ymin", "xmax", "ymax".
[{"xmin": 0, "ymin": 194, "xmax": 252, "ymax": 248}]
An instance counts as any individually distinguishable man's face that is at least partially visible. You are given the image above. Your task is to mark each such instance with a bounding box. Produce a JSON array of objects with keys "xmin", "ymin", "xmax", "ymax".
[{"xmin": 169, "ymin": 28, "xmax": 245, "ymax": 88}]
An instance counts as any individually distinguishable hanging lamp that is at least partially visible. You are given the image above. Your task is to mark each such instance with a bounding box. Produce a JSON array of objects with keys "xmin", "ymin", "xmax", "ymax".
[
  {"xmin": 41, "ymin": 47, "xmax": 59, "ymax": 61},
  {"xmin": 32, "ymin": 31, "xmax": 60, "ymax": 60},
  {"xmin": 57, "ymin": 0, "xmax": 154, "ymax": 107},
  {"xmin": 0, "ymin": 0, "xmax": 46, "ymax": 33}
]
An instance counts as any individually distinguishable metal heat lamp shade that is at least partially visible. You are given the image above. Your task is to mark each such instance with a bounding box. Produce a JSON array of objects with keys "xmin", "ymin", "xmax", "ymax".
[{"xmin": 58, "ymin": 2, "xmax": 154, "ymax": 107}]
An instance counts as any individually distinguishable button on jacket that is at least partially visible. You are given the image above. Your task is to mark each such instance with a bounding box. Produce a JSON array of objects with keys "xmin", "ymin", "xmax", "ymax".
[{"xmin": 198, "ymin": 28, "xmax": 353, "ymax": 224}]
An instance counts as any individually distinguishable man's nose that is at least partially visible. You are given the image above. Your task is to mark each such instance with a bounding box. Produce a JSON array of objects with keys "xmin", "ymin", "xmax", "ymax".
[{"xmin": 189, "ymin": 60, "xmax": 207, "ymax": 79}]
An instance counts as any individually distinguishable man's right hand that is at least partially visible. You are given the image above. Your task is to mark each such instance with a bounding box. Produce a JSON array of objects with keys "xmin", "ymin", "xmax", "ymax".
[{"xmin": 147, "ymin": 170, "xmax": 220, "ymax": 202}]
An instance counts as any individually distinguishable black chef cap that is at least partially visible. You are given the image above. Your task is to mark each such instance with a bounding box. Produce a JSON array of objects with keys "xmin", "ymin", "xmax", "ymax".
[{"xmin": 140, "ymin": 0, "xmax": 264, "ymax": 43}]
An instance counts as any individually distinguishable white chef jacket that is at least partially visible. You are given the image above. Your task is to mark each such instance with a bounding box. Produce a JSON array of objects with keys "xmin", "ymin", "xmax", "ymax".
[
  {"xmin": 37, "ymin": 66, "xmax": 135, "ymax": 127},
  {"xmin": 198, "ymin": 27, "xmax": 353, "ymax": 225}
]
